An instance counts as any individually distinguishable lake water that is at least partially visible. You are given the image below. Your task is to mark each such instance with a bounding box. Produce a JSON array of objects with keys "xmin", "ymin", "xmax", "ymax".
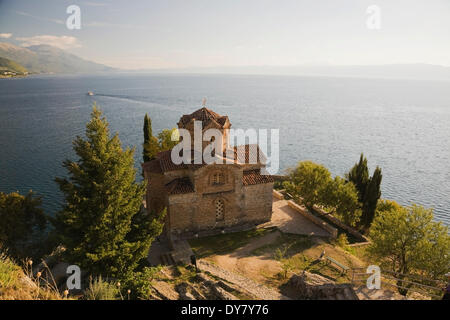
[{"xmin": 0, "ymin": 73, "xmax": 449, "ymax": 226}]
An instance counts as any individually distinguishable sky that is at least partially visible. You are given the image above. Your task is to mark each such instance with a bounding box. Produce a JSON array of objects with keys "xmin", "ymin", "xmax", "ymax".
[{"xmin": 0, "ymin": 0, "xmax": 450, "ymax": 69}]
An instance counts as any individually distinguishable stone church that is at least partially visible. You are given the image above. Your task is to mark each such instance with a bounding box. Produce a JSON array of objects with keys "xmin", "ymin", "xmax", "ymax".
[{"xmin": 142, "ymin": 107, "xmax": 274, "ymax": 241}]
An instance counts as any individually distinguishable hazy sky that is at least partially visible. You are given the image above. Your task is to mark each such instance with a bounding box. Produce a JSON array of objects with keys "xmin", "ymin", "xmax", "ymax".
[{"xmin": 1, "ymin": 0, "xmax": 450, "ymax": 69}]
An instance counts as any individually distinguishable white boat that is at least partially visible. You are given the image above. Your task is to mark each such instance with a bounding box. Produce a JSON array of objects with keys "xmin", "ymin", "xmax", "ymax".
[{"xmin": 87, "ymin": 91, "xmax": 94, "ymax": 96}]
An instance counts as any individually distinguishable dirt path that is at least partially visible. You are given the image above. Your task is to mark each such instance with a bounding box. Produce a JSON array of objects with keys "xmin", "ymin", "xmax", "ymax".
[
  {"xmin": 198, "ymin": 259, "xmax": 291, "ymax": 300},
  {"xmin": 210, "ymin": 230, "xmax": 283, "ymax": 284}
]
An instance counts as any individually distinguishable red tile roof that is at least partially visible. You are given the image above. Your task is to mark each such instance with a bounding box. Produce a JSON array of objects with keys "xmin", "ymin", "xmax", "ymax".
[
  {"xmin": 242, "ymin": 169, "xmax": 274, "ymax": 186},
  {"xmin": 165, "ymin": 177, "xmax": 195, "ymax": 195},
  {"xmin": 231, "ymin": 144, "xmax": 266, "ymax": 164},
  {"xmin": 158, "ymin": 149, "xmax": 205, "ymax": 172},
  {"xmin": 178, "ymin": 107, "xmax": 229, "ymax": 129},
  {"xmin": 143, "ymin": 144, "xmax": 266, "ymax": 174}
]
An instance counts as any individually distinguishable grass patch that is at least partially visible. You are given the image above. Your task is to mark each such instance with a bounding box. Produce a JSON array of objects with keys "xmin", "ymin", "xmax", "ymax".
[
  {"xmin": 188, "ymin": 228, "xmax": 275, "ymax": 258},
  {"xmin": 0, "ymin": 255, "xmax": 21, "ymax": 289},
  {"xmin": 0, "ymin": 254, "xmax": 63, "ymax": 300},
  {"xmin": 251, "ymin": 233, "xmax": 314, "ymax": 258},
  {"xmin": 275, "ymin": 254, "xmax": 351, "ymax": 284},
  {"xmin": 349, "ymin": 244, "xmax": 371, "ymax": 262},
  {"xmin": 247, "ymin": 233, "xmax": 354, "ymax": 284},
  {"xmin": 160, "ymin": 264, "xmax": 198, "ymax": 285}
]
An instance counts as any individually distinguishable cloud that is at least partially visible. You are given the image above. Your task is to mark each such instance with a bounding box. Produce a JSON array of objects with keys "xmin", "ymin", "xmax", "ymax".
[
  {"xmin": 16, "ymin": 35, "xmax": 82, "ymax": 50},
  {"xmin": 15, "ymin": 11, "xmax": 64, "ymax": 25},
  {"xmin": 84, "ymin": 21, "xmax": 147, "ymax": 29},
  {"xmin": 0, "ymin": 33, "xmax": 12, "ymax": 39},
  {"xmin": 82, "ymin": 1, "xmax": 108, "ymax": 6}
]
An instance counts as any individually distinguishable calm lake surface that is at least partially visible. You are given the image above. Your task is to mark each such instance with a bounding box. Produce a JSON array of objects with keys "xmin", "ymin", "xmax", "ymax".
[{"xmin": 0, "ymin": 73, "xmax": 449, "ymax": 226}]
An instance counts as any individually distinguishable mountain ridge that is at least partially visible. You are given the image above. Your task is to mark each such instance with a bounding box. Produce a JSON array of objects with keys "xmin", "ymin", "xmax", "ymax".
[
  {"xmin": 0, "ymin": 56, "xmax": 28, "ymax": 76},
  {"xmin": 2, "ymin": 41, "xmax": 450, "ymax": 81},
  {"xmin": 131, "ymin": 63, "xmax": 450, "ymax": 81},
  {"xmin": 0, "ymin": 42, "xmax": 115, "ymax": 74}
]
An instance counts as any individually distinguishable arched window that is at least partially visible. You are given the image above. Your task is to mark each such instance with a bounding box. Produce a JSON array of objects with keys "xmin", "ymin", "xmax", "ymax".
[
  {"xmin": 212, "ymin": 172, "xmax": 224, "ymax": 185},
  {"xmin": 215, "ymin": 199, "xmax": 224, "ymax": 221}
]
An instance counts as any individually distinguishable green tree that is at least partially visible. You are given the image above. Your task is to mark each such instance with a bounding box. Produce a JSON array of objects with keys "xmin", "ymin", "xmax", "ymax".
[
  {"xmin": 347, "ymin": 153, "xmax": 369, "ymax": 202},
  {"xmin": 284, "ymin": 161, "xmax": 361, "ymax": 225},
  {"xmin": 368, "ymin": 204, "xmax": 450, "ymax": 295},
  {"xmin": 143, "ymin": 114, "xmax": 159, "ymax": 162},
  {"xmin": 121, "ymin": 266, "xmax": 161, "ymax": 299},
  {"xmin": 347, "ymin": 154, "xmax": 382, "ymax": 232},
  {"xmin": 53, "ymin": 105, "xmax": 164, "ymax": 278},
  {"xmin": 0, "ymin": 191, "xmax": 47, "ymax": 261},
  {"xmin": 158, "ymin": 128, "xmax": 179, "ymax": 151},
  {"xmin": 376, "ymin": 199, "xmax": 402, "ymax": 215},
  {"xmin": 283, "ymin": 161, "xmax": 331, "ymax": 209},
  {"xmin": 361, "ymin": 166, "xmax": 382, "ymax": 231},
  {"xmin": 325, "ymin": 177, "xmax": 362, "ymax": 227}
]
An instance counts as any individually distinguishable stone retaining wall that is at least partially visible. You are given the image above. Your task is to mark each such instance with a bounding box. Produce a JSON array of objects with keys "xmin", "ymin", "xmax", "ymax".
[
  {"xmin": 273, "ymin": 190, "xmax": 369, "ymax": 243},
  {"xmin": 273, "ymin": 189, "xmax": 284, "ymax": 200},
  {"xmin": 313, "ymin": 206, "xmax": 370, "ymax": 243},
  {"xmin": 286, "ymin": 200, "xmax": 338, "ymax": 238}
]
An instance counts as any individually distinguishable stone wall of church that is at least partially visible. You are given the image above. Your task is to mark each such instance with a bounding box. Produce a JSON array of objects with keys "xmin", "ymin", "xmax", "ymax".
[
  {"xmin": 243, "ymin": 183, "xmax": 274, "ymax": 224},
  {"xmin": 145, "ymin": 171, "xmax": 168, "ymax": 214},
  {"xmin": 167, "ymin": 184, "xmax": 273, "ymax": 238},
  {"xmin": 167, "ymin": 189, "xmax": 243, "ymax": 236},
  {"xmin": 166, "ymin": 192, "xmax": 198, "ymax": 234},
  {"xmin": 146, "ymin": 163, "xmax": 274, "ymax": 239}
]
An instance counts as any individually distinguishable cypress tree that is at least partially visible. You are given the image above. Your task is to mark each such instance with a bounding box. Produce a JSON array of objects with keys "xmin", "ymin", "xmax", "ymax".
[
  {"xmin": 143, "ymin": 114, "xmax": 159, "ymax": 162},
  {"xmin": 54, "ymin": 105, "xmax": 164, "ymax": 278},
  {"xmin": 362, "ymin": 166, "xmax": 382, "ymax": 231},
  {"xmin": 347, "ymin": 154, "xmax": 382, "ymax": 232},
  {"xmin": 347, "ymin": 153, "xmax": 369, "ymax": 203}
]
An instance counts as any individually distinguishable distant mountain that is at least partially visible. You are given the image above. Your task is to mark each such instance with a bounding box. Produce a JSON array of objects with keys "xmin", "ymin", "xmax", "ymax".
[
  {"xmin": 137, "ymin": 64, "xmax": 450, "ymax": 81},
  {"xmin": 0, "ymin": 57, "xmax": 28, "ymax": 75},
  {"xmin": 0, "ymin": 42, "xmax": 114, "ymax": 74}
]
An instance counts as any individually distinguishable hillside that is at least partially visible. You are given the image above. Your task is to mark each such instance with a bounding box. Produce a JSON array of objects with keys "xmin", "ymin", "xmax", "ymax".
[
  {"xmin": 0, "ymin": 254, "xmax": 61, "ymax": 300},
  {"xmin": 0, "ymin": 57, "xmax": 28, "ymax": 76},
  {"xmin": 0, "ymin": 42, "xmax": 114, "ymax": 74}
]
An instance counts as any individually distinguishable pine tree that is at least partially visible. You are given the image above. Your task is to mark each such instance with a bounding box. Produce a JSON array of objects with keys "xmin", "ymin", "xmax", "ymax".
[
  {"xmin": 143, "ymin": 114, "xmax": 159, "ymax": 162},
  {"xmin": 54, "ymin": 105, "xmax": 164, "ymax": 278}
]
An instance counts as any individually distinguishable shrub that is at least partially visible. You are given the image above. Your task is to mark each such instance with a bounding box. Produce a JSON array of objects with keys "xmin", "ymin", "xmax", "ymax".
[
  {"xmin": 335, "ymin": 234, "xmax": 349, "ymax": 248},
  {"xmin": 0, "ymin": 191, "xmax": 48, "ymax": 261},
  {"xmin": 121, "ymin": 266, "xmax": 161, "ymax": 300},
  {"xmin": 84, "ymin": 276, "xmax": 120, "ymax": 300}
]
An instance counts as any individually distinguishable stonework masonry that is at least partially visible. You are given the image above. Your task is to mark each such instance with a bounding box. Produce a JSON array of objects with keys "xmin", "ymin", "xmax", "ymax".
[{"xmin": 142, "ymin": 107, "xmax": 274, "ymax": 242}]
